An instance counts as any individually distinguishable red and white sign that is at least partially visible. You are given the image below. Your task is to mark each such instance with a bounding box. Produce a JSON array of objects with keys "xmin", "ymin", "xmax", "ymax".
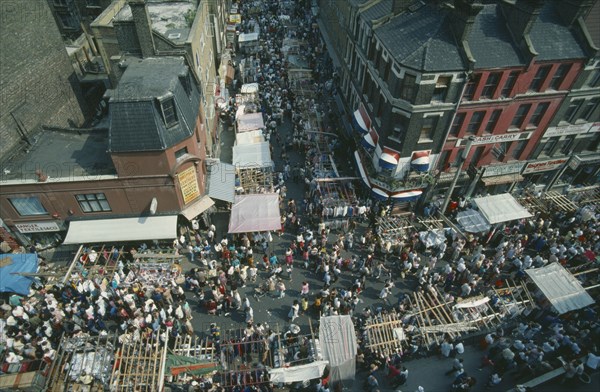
[
  {"xmin": 15, "ymin": 221, "xmax": 61, "ymax": 233},
  {"xmin": 522, "ymin": 158, "xmax": 568, "ymax": 174}
]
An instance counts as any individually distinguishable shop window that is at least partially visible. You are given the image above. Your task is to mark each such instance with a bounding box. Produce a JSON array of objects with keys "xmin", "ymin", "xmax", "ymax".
[
  {"xmin": 9, "ymin": 197, "xmax": 48, "ymax": 216},
  {"xmin": 511, "ymin": 104, "xmax": 531, "ymax": 129},
  {"xmin": 529, "ymin": 102, "xmax": 549, "ymax": 127},
  {"xmin": 449, "ymin": 113, "xmax": 466, "ymax": 136},
  {"xmin": 76, "ymin": 193, "xmax": 111, "ymax": 213},
  {"xmin": 484, "ymin": 110, "xmax": 502, "ymax": 134},
  {"xmin": 432, "ymin": 76, "xmax": 451, "ymax": 102},
  {"xmin": 480, "ymin": 72, "xmax": 501, "ymax": 99},
  {"xmin": 500, "ymin": 71, "xmax": 518, "ymax": 98},
  {"xmin": 466, "ymin": 111, "xmax": 485, "ymax": 135},
  {"xmin": 549, "ymin": 63, "xmax": 571, "ymax": 90},
  {"xmin": 529, "ymin": 65, "xmax": 551, "ymax": 92}
]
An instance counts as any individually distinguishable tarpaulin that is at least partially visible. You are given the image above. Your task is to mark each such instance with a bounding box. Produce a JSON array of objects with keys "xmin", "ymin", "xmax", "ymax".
[{"xmin": 0, "ymin": 254, "xmax": 39, "ymax": 295}]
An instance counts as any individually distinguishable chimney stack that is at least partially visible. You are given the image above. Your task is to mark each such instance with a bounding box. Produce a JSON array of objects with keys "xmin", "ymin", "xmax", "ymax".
[
  {"xmin": 500, "ymin": 0, "xmax": 544, "ymax": 45},
  {"xmin": 449, "ymin": 0, "xmax": 484, "ymax": 43},
  {"xmin": 128, "ymin": 0, "xmax": 155, "ymax": 58},
  {"xmin": 558, "ymin": 0, "xmax": 595, "ymax": 26},
  {"xmin": 392, "ymin": 0, "xmax": 412, "ymax": 14}
]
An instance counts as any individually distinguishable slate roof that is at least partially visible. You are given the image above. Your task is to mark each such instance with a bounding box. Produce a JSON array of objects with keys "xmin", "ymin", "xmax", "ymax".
[
  {"xmin": 108, "ymin": 57, "xmax": 200, "ymax": 153},
  {"xmin": 361, "ymin": 0, "xmax": 393, "ymax": 23},
  {"xmin": 375, "ymin": 4, "xmax": 464, "ymax": 72},
  {"xmin": 469, "ymin": 4, "xmax": 525, "ymax": 69},
  {"xmin": 530, "ymin": 1, "xmax": 588, "ymax": 60}
]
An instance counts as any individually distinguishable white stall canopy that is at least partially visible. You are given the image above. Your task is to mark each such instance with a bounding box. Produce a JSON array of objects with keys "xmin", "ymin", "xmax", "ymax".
[
  {"xmin": 237, "ymin": 112, "xmax": 265, "ymax": 133},
  {"xmin": 240, "ymin": 83, "xmax": 259, "ymax": 94},
  {"xmin": 472, "ymin": 193, "xmax": 532, "ymax": 224},
  {"xmin": 236, "ymin": 129, "xmax": 264, "ymax": 145},
  {"xmin": 233, "ymin": 142, "xmax": 273, "ymax": 169},
  {"xmin": 238, "ymin": 32, "xmax": 259, "ymax": 43},
  {"xmin": 268, "ymin": 361, "xmax": 328, "ymax": 383},
  {"xmin": 207, "ymin": 161, "xmax": 236, "ymax": 203},
  {"xmin": 319, "ymin": 315, "xmax": 358, "ymax": 383},
  {"xmin": 456, "ymin": 209, "xmax": 491, "ymax": 233},
  {"xmin": 526, "ymin": 263, "xmax": 595, "ymax": 314},
  {"xmin": 63, "ymin": 215, "xmax": 178, "ymax": 244},
  {"xmin": 228, "ymin": 194, "xmax": 281, "ymax": 233}
]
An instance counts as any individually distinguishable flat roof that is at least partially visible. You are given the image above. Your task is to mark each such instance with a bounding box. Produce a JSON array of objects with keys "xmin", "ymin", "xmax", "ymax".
[
  {"xmin": 115, "ymin": 1, "xmax": 195, "ymax": 41},
  {"xmin": 0, "ymin": 129, "xmax": 116, "ymax": 184}
]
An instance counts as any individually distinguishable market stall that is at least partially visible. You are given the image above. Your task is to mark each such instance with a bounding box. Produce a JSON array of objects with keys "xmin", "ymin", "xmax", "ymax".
[
  {"xmin": 472, "ymin": 193, "xmax": 533, "ymax": 224},
  {"xmin": 237, "ymin": 112, "xmax": 265, "ymax": 133},
  {"xmin": 228, "ymin": 193, "xmax": 281, "ymax": 234},
  {"xmin": 232, "ymin": 142, "xmax": 273, "ymax": 169}
]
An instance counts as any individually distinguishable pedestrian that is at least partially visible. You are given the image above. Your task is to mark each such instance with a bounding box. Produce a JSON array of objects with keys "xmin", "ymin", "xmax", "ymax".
[
  {"xmin": 275, "ymin": 280, "xmax": 286, "ymax": 298},
  {"xmin": 445, "ymin": 358, "xmax": 464, "ymax": 376},
  {"xmin": 288, "ymin": 300, "xmax": 300, "ymax": 322},
  {"xmin": 301, "ymin": 281, "xmax": 310, "ymax": 296},
  {"xmin": 379, "ymin": 283, "xmax": 392, "ymax": 305}
]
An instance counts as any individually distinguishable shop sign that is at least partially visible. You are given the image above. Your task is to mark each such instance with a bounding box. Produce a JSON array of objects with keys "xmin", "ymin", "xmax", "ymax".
[
  {"xmin": 15, "ymin": 221, "xmax": 61, "ymax": 233},
  {"xmin": 455, "ymin": 131, "xmax": 533, "ymax": 147},
  {"xmin": 589, "ymin": 122, "xmax": 600, "ymax": 133},
  {"xmin": 569, "ymin": 156, "xmax": 581, "ymax": 170},
  {"xmin": 544, "ymin": 123, "xmax": 592, "ymax": 137},
  {"xmin": 482, "ymin": 162, "xmax": 525, "ymax": 177},
  {"xmin": 523, "ymin": 158, "xmax": 568, "ymax": 174},
  {"xmin": 177, "ymin": 166, "xmax": 200, "ymax": 205}
]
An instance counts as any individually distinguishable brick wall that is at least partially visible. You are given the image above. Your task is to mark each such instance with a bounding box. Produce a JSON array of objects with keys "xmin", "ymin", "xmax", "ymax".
[{"xmin": 0, "ymin": 0, "xmax": 87, "ymax": 163}]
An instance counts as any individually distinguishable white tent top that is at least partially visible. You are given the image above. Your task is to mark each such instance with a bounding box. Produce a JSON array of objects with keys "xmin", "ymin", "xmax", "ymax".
[
  {"xmin": 526, "ymin": 263, "xmax": 595, "ymax": 314},
  {"xmin": 319, "ymin": 315, "xmax": 357, "ymax": 382},
  {"xmin": 240, "ymin": 83, "xmax": 259, "ymax": 94},
  {"xmin": 238, "ymin": 32, "xmax": 259, "ymax": 42},
  {"xmin": 228, "ymin": 194, "xmax": 281, "ymax": 233},
  {"xmin": 236, "ymin": 129, "xmax": 264, "ymax": 145},
  {"xmin": 63, "ymin": 215, "xmax": 177, "ymax": 244},
  {"xmin": 233, "ymin": 142, "xmax": 273, "ymax": 169},
  {"xmin": 456, "ymin": 209, "xmax": 491, "ymax": 233},
  {"xmin": 207, "ymin": 161, "xmax": 236, "ymax": 203},
  {"xmin": 472, "ymin": 193, "xmax": 532, "ymax": 224},
  {"xmin": 237, "ymin": 112, "xmax": 265, "ymax": 133}
]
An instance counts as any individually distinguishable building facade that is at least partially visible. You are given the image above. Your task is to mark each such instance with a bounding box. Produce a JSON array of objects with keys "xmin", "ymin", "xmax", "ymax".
[{"xmin": 0, "ymin": 58, "xmax": 212, "ymax": 247}]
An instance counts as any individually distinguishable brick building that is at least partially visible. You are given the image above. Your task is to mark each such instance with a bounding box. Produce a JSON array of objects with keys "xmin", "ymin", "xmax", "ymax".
[
  {"xmin": 0, "ymin": 0, "xmax": 89, "ymax": 165},
  {"xmin": 0, "ymin": 58, "xmax": 213, "ymax": 247},
  {"xmin": 45, "ymin": 0, "xmax": 113, "ymax": 39},
  {"xmin": 318, "ymin": 0, "xmax": 598, "ymax": 208}
]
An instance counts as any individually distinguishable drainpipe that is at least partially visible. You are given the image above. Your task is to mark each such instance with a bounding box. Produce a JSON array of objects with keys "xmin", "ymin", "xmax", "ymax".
[{"xmin": 442, "ymin": 135, "xmax": 476, "ymax": 213}]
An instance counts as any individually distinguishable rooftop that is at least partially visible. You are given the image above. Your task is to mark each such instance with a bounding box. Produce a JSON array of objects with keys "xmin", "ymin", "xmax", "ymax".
[
  {"xmin": 0, "ymin": 129, "xmax": 115, "ymax": 184},
  {"xmin": 361, "ymin": 0, "xmax": 393, "ymax": 23},
  {"xmin": 115, "ymin": 0, "xmax": 195, "ymax": 43}
]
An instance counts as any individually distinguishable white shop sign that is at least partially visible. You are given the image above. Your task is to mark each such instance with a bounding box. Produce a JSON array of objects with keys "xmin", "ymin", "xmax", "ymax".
[
  {"xmin": 544, "ymin": 123, "xmax": 592, "ymax": 137},
  {"xmin": 482, "ymin": 162, "xmax": 525, "ymax": 177},
  {"xmin": 456, "ymin": 131, "xmax": 533, "ymax": 147},
  {"xmin": 15, "ymin": 221, "xmax": 61, "ymax": 233},
  {"xmin": 522, "ymin": 158, "xmax": 568, "ymax": 174}
]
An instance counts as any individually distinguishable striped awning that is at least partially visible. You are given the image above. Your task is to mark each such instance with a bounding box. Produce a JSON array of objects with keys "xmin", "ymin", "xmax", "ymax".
[
  {"xmin": 390, "ymin": 190, "xmax": 423, "ymax": 202},
  {"xmin": 371, "ymin": 187, "xmax": 389, "ymax": 201},
  {"xmin": 379, "ymin": 147, "xmax": 400, "ymax": 170},
  {"xmin": 411, "ymin": 150, "xmax": 430, "ymax": 172},
  {"xmin": 353, "ymin": 151, "xmax": 371, "ymax": 188},
  {"xmin": 352, "ymin": 104, "xmax": 370, "ymax": 134},
  {"xmin": 361, "ymin": 128, "xmax": 379, "ymax": 150}
]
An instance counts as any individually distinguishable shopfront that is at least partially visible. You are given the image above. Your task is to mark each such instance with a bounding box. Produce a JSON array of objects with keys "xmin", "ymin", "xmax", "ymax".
[
  {"xmin": 521, "ymin": 158, "xmax": 569, "ymax": 190},
  {"xmin": 11, "ymin": 220, "xmax": 67, "ymax": 249}
]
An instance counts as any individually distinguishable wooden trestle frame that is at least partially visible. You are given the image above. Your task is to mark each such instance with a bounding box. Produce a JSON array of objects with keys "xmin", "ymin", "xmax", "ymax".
[{"xmin": 518, "ymin": 191, "xmax": 578, "ymax": 214}]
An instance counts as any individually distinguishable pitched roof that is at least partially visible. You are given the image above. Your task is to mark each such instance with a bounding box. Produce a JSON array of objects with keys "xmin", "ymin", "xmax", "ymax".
[
  {"xmin": 530, "ymin": 1, "xmax": 588, "ymax": 60},
  {"xmin": 361, "ymin": 0, "xmax": 393, "ymax": 23},
  {"xmin": 469, "ymin": 4, "xmax": 525, "ymax": 69},
  {"xmin": 108, "ymin": 57, "xmax": 200, "ymax": 153},
  {"xmin": 375, "ymin": 4, "xmax": 464, "ymax": 72}
]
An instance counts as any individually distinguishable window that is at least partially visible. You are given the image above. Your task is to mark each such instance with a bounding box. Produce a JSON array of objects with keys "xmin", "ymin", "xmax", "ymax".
[
  {"xmin": 449, "ymin": 113, "xmax": 466, "ymax": 136},
  {"xmin": 541, "ymin": 137, "xmax": 559, "ymax": 156},
  {"xmin": 564, "ymin": 99, "xmax": 584, "ymax": 123},
  {"xmin": 485, "ymin": 110, "xmax": 502, "ymax": 133},
  {"xmin": 580, "ymin": 98, "xmax": 599, "ymax": 120},
  {"xmin": 529, "ymin": 102, "xmax": 549, "ymax": 127},
  {"xmin": 160, "ymin": 98, "xmax": 178, "ymax": 127},
  {"xmin": 76, "ymin": 193, "xmax": 111, "ymax": 213},
  {"xmin": 549, "ymin": 64, "xmax": 571, "ymax": 90},
  {"xmin": 491, "ymin": 142, "xmax": 509, "ymax": 161},
  {"xmin": 587, "ymin": 68, "xmax": 600, "ymax": 87},
  {"xmin": 501, "ymin": 71, "xmax": 519, "ymax": 98},
  {"xmin": 419, "ymin": 116, "xmax": 438, "ymax": 142},
  {"xmin": 511, "ymin": 104, "xmax": 531, "ymax": 128},
  {"xmin": 481, "ymin": 72, "xmax": 501, "ymax": 99},
  {"xmin": 512, "ymin": 140, "xmax": 527, "ymax": 159},
  {"xmin": 529, "ymin": 65, "xmax": 551, "ymax": 92},
  {"xmin": 466, "ymin": 111, "xmax": 485, "ymax": 134},
  {"xmin": 390, "ymin": 112, "xmax": 410, "ymax": 141},
  {"xmin": 463, "ymin": 74, "xmax": 481, "ymax": 101},
  {"xmin": 9, "ymin": 197, "xmax": 48, "ymax": 216},
  {"xmin": 175, "ymin": 147, "xmax": 189, "ymax": 160},
  {"xmin": 561, "ymin": 135, "xmax": 576, "ymax": 155},
  {"xmin": 432, "ymin": 76, "xmax": 451, "ymax": 102},
  {"xmin": 469, "ymin": 146, "xmax": 485, "ymax": 166},
  {"xmin": 438, "ymin": 150, "xmax": 450, "ymax": 171},
  {"xmin": 399, "ymin": 73, "xmax": 417, "ymax": 102}
]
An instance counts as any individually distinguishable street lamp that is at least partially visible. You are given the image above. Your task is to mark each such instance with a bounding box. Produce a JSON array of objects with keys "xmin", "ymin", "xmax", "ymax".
[{"xmin": 441, "ymin": 135, "xmax": 476, "ymax": 213}]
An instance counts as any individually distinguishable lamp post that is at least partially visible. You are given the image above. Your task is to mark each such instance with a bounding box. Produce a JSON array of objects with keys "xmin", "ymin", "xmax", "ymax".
[{"xmin": 441, "ymin": 135, "xmax": 476, "ymax": 213}]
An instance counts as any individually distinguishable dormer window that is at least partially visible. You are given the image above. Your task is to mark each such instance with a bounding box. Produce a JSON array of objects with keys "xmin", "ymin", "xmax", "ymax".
[{"xmin": 160, "ymin": 97, "xmax": 178, "ymax": 128}]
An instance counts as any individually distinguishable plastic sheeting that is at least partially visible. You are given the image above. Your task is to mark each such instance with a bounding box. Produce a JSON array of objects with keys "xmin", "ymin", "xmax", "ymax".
[
  {"xmin": 472, "ymin": 193, "xmax": 532, "ymax": 224},
  {"xmin": 268, "ymin": 361, "xmax": 328, "ymax": 383},
  {"xmin": 232, "ymin": 142, "xmax": 273, "ymax": 169},
  {"xmin": 526, "ymin": 263, "xmax": 595, "ymax": 315},
  {"xmin": 63, "ymin": 216, "xmax": 178, "ymax": 244},
  {"xmin": 228, "ymin": 194, "xmax": 281, "ymax": 233},
  {"xmin": 237, "ymin": 113, "xmax": 265, "ymax": 132},
  {"xmin": 419, "ymin": 229, "xmax": 446, "ymax": 248},
  {"xmin": 0, "ymin": 254, "xmax": 38, "ymax": 295},
  {"xmin": 319, "ymin": 315, "xmax": 357, "ymax": 383},
  {"xmin": 456, "ymin": 209, "xmax": 491, "ymax": 233}
]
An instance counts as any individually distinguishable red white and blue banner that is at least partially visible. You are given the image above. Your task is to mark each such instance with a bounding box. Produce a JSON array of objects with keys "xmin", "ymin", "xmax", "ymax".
[
  {"xmin": 361, "ymin": 128, "xmax": 379, "ymax": 150},
  {"xmin": 390, "ymin": 189, "xmax": 423, "ymax": 202},
  {"xmin": 411, "ymin": 150, "xmax": 430, "ymax": 172},
  {"xmin": 379, "ymin": 147, "xmax": 400, "ymax": 170},
  {"xmin": 352, "ymin": 103, "xmax": 371, "ymax": 134}
]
